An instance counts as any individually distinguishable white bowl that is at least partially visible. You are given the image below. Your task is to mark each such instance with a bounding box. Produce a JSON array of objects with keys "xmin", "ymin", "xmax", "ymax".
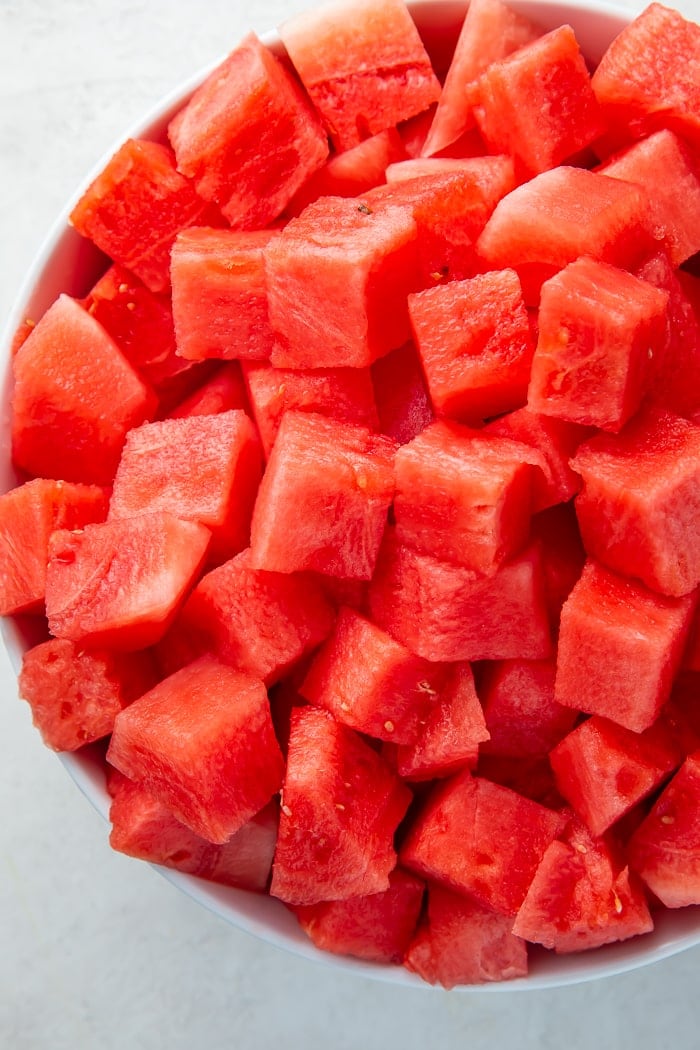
[{"xmin": 3, "ymin": 0, "xmax": 700, "ymax": 991}]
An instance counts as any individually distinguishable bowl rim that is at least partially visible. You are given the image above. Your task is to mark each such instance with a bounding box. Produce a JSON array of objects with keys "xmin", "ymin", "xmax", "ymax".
[{"xmin": 3, "ymin": 0, "xmax": 700, "ymax": 993}]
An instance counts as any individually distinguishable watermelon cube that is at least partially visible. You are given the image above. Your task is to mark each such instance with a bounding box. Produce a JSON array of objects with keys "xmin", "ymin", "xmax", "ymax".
[
  {"xmin": 107, "ymin": 656, "xmax": 285, "ymax": 844},
  {"xmin": 530, "ymin": 502, "xmax": 587, "ymax": 632},
  {"xmin": 385, "ymin": 155, "xmax": 517, "ymax": 214},
  {"xmin": 168, "ymin": 33, "xmax": 328, "ymax": 227},
  {"xmin": 528, "ymin": 256, "xmax": 668, "ymax": 432},
  {"xmin": 108, "ymin": 410, "xmax": 262, "ymax": 564},
  {"xmin": 591, "ymin": 2, "xmax": 700, "ymax": 151},
  {"xmin": 400, "ymin": 769, "xmax": 566, "ymax": 915},
  {"xmin": 278, "ymin": 0, "xmax": 441, "ymax": 151},
  {"xmin": 167, "ymin": 362, "xmax": 249, "ymax": 420},
  {"xmin": 170, "ymin": 227, "xmax": 280, "ymax": 362},
  {"xmin": 628, "ymin": 752, "xmax": 700, "ymax": 908},
  {"xmin": 513, "ymin": 817, "xmax": 653, "ymax": 952},
  {"xmin": 242, "ymin": 361, "xmax": 378, "ymax": 459},
  {"xmin": 0, "ymin": 478, "xmax": 107, "ymax": 616},
  {"xmin": 369, "ymin": 529, "xmax": 552, "ymax": 663},
  {"xmin": 270, "ymin": 707, "xmax": 412, "ymax": 905},
  {"xmin": 265, "ymin": 196, "xmax": 418, "ymax": 369},
  {"xmin": 370, "ymin": 341, "xmax": 433, "ymax": 446},
  {"xmin": 299, "ymin": 606, "xmax": 446, "ymax": 744},
  {"xmin": 293, "ymin": 868, "xmax": 424, "ymax": 964},
  {"xmin": 473, "ymin": 24, "xmax": 604, "ymax": 176},
  {"xmin": 46, "ymin": 512, "xmax": 211, "ymax": 651},
  {"xmin": 12, "ymin": 294, "xmax": 157, "ymax": 486},
  {"xmin": 554, "ymin": 560, "xmax": 696, "ymax": 734},
  {"xmin": 408, "ymin": 269, "xmax": 535, "ymax": 423},
  {"xmin": 393, "ymin": 420, "xmax": 545, "ymax": 574},
  {"xmin": 550, "ymin": 716, "xmax": 681, "ymax": 837},
  {"xmin": 479, "ymin": 658, "xmax": 577, "ymax": 758},
  {"xmin": 249, "ymin": 411, "xmax": 396, "ymax": 579},
  {"xmin": 571, "ymin": 407, "xmax": 700, "ymax": 597},
  {"xmin": 405, "ymin": 884, "xmax": 528, "ymax": 987},
  {"xmin": 19, "ymin": 639, "xmax": 156, "ymax": 752},
  {"xmin": 70, "ymin": 139, "xmax": 215, "ymax": 294},
  {"xmin": 164, "ymin": 548, "xmax": 335, "ymax": 686}
]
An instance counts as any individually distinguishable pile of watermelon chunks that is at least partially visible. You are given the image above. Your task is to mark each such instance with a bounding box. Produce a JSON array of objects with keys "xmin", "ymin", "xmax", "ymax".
[{"xmin": 3, "ymin": 0, "xmax": 700, "ymax": 986}]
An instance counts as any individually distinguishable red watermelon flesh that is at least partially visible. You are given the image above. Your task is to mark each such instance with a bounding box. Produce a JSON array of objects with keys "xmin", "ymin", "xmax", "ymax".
[
  {"xmin": 370, "ymin": 341, "xmax": 433, "ymax": 446},
  {"xmin": 108, "ymin": 410, "xmax": 262, "ymax": 564},
  {"xmin": 294, "ymin": 868, "xmax": 424, "ymax": 964},
  {"xmin": 400, "ymin": 769, "xmax": 566, "ymax": 915},
  {"xmin": 242, "ymin": 361, "xmax": 378, "ymax": 458},
  {"xmin": 270, "ymin": 706, "xmax": 412, "ymax": 905},
  {"xmin": 479, "ymin": 658, "xmax": 577, "ymax": 759},
  {"xmin": 476, "ymin": 753, "xmax": 565, "ymax": 810},
  {"xmin": 399, "ymin": 107, "xmax": 487, "ymax": 161},
  {"xmin": 591, "ymin": 2, "xmax": 700, "ymax": 151},
  {"xmin": 512, "ymin": 817, "xmax": 654, "ymax": 952},
  {"xmin": 408, "ymin": 268, "xmax": 535, "ymax": 423},
  {"xmin": 170, "ymin": 227, "xmax": 280, "ymax": 362},
  {"xmin": 571, "ymin": 407, "xmax": 700, "ymax": 597},
  {"xmin": 662, "ymin": 673, "xmax": 700, "ymax": 757},
  {"xmin": 299, "ymin": 606, "xmax": 446, "ymax": 745},
  {"xmin": 0, "ymin": 478, "xmax": 108, "ymax": 616},
  {"xmin": 46, "ymin": 512, "xmax": 211, "ymax": 651},
  {"xmin": 70, "ymin": 139, "xmax": 216, "ymax": 294},
  {"xmin": 167, "ymin": 363, "xmax": 249, "ymax": 420},
  {"xmin": 555, "ymin": 560, "xmax": 696, "ymax": 734},
  {"xmin": 18, "ymin": 639, "xmax": 156, "ymax": 752},
  {"xmin": 384, "ymin": 155, "xmax": 517, "ymax": 214},
  {"xmin": 12, "ymin": 294, "xmax": 157, "ymax": 486},
  {"xmin": 628, "ymin": 751, "xmax": 700, "ymax": 908},
  {"xmin": 108, "ymin": 771, "xmax": 278, "ymax": 892},
  {"xmin": 168, "ymin": 33, "xmax": 328, "ymax": 228},
  {"xmin": 249, "ymin": 411, "xmax": 396, "ymax": 580},
  {"xmin": 265, "ymin": 196, "xmax": 418, "ymax": 369},
  {"xmin": 278, "ymin": 0, "xmax": 441, "ymax": 152},
  {"xmin": 164, "ymin": 547, "xmax": 335, "ymax": 686},
  {"xmin": 405, "ymin": 883, "xmax": 528, "ymax": 987},
  {"xmin": 530, "ymin": 503, "xmax": 587, "ymax": 631},
  {"xmin": 421, "ymin": 0, "xmax": 540, "ymax": 158}
]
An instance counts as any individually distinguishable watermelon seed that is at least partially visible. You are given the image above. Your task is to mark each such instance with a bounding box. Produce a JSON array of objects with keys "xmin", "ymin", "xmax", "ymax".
[
  {"xmin": 118, "ymin": 283, "xmax": 129, "ymax": 294},
  {"xmin": 574, "ymin": 843, "xmax": 587, "ymax": 854},
  {"xmin": 660, "ymin": 814, "xmax": 675, "ymax": 824},
  {"xmin": 357, "ymin": 203, "xmax": 372, "ymax": 215},
  {"xmin": 126, "ymin": 302, "xmax": 136, "ymax": 311},
  {"xmin": 339, "ymin": 701, "xmax": 350, "ymax": 711},
  {"xmin": 384, "ymin": 720, "xmax": 395, "ymax": 733},
  {"xmin": 335, "ymin": 803, "xmax": 345, "ymax": 811},
  {"xmin": 281, "ymin": 803, "xmax": 293, "ymax": 817},
  {"xmin": 417, "ymin": 680, "xmax": 437, "ymax": 695},
  {"xmin": 613, "ymin": 894, "xmax": 623, "ymax": 914}
]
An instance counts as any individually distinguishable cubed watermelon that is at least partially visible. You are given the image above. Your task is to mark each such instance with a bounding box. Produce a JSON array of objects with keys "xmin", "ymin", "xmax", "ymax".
[
  {"xmin": 370, "ymin": 341, "xmax": 434, "ymax": 445},
  {"xmin": 479, "ymin": 658, "xmax": 576, "ymax": 758}
]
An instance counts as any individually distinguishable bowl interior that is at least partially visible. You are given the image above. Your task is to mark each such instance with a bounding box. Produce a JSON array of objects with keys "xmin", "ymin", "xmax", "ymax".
[{"xmin": 2, "ymin": 0, "xmax": 699, "ymax": 991}]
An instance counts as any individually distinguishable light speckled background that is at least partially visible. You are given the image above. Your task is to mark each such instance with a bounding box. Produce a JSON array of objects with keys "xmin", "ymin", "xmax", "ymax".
[{"xmin": 3, "ymin": 1, "xmax": 700, "ymax": 1047}]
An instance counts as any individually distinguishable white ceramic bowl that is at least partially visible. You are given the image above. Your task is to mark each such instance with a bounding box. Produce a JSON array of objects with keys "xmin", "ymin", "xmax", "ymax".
[{"xmin": 3, "ymin": 0, "xmax": 700, "ymax": 991}]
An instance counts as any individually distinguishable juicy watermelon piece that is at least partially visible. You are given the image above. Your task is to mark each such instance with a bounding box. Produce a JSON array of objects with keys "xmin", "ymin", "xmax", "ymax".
[
  {"xmin": 554, "ymin": 560, "xmax": 696, "ymax": 733},
  {"xmin": 421, "ymin": 0, "xmax": 540, "ymax": 158},
  {"xmin": 473, "ymin": 24, "xmax": 603, "ymax": 176},
  {"xmin": 400, "ymin": 769, "xmax": 566, "ymax": 915},
  {"xmin": 299, "ymin": 606, "xmax": 446, "ymax": 744},
  {"xmin": 11, "ymin": 294, "xmax": 156, "ymax": 486},
  {"xmin": 393, "ymin": 420, "xmax": 544, "ymax": 574},
  {"xmin": 369, "ymin": 529, "xmax": 552, "ymax": 662},
  {"xmin": 0, "ymin": 478, "xmax": 107, "ymax": 616},
  {"xmin": 571, "ymin": 407, "xmax": 700, "ymax": 597},
  {"xmin": 405, "ymin": 883, "xmax": 528, "ymax": 987},
  {"xmin": 107, "ymin": 656, "xmax": 284, "ymax": 843},
  {"xmin": 70, "ymin": 139, "xmax": 215, "ymax": 294},
  {"xmin": 400, "ymin": 108, "xmax": 488, "ymax": 161},
  {"xmin": 265, "ymin": 196, "xmax": 418, "ymax": 369},
  {"xmin": 550, "ymin": 716, "xmax": 681, "ymax": 837},
  {"xmin": 242, "ymin": 361, "xmax": 378, "ymax": 458},
  {"xmin": 19, "ymin": 639, "xmax": 156, "ymax": 752},
  {"xmin": 170, "ymin": 227, "xmax": 280, "ymax": 361},
  {"xmin": 370, "ymin": 341, "xmax": 433, "ymax": 445},
  {"xmin": 476, "ymin": 753, "xmax": 564, "ymax": 809},
  {"xmin": 628, "ymin": 751, "xmax": 700, "ymax": 907},
  {"xmin": 278, "ymin": 0, "xmax": 441, "ymax": 151},
  {"xmin": 528, "ymin": 256, "xmax": 668, "ymax": 432},
  {"xmin": 531, "ymin": 503, "xmax": 587, "ymax": 633},
  {"xmin": 249, "ymin": 411, "xmax": 396, "ymax": 579},
  {"xmin": 385, "ymin": 154, "xmax": 517, "ymax": 213},
  {"xmin": 270, "ymin": 706, "xmax": 412, "ymax": 904},
  {"xmin": 476, "ymin": 166, "xmax": 653, "ymax": 303},
  {"xmin": 168, "ymin": 33, "xmax": 328, "ymax": 227},
  {"xmin": 408, "ymin": 269, "xmax": 535, "ymax": 422},
  {"xmin": 167, "ymin": 362, "xmax": 249, "ymax": 419},
  {"xmin": 164, "ymin": 547, "xmax": 335, "ymax": 686},
  {"xmin": 285, "ymin": 128, "xmax": 406, "ymax": 216},
  {"xmin": 591, "ymin": 2, "xmax": 700, "ymax": 150},
  {"xmin": 512, "ymin": 817, "xmax": 654, "ymax": 952},
  {"xmin": 598, "ymin": 130, "xmax": 700, "ymax": 268},
  {"xmin": 108, "ymin": 772, "xmax": 278, "ymax": 892},
  {"xmin": 46, "ymin": 512, "xmax": 211, "ymax": 650},
  {"xmin": 479, "ymin": 658, "xmax": 576, "ymax": 759},
  {"xmin": 389, "ymin": 662, "xmax": 490, "ymax": 781},
  {"xmin": 108, "ymin": 410, "xmax": 262, "ymax": 564},
  {"xmin": 294, "ymin": 868, "xmax": 424, "ymax": 963}
]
